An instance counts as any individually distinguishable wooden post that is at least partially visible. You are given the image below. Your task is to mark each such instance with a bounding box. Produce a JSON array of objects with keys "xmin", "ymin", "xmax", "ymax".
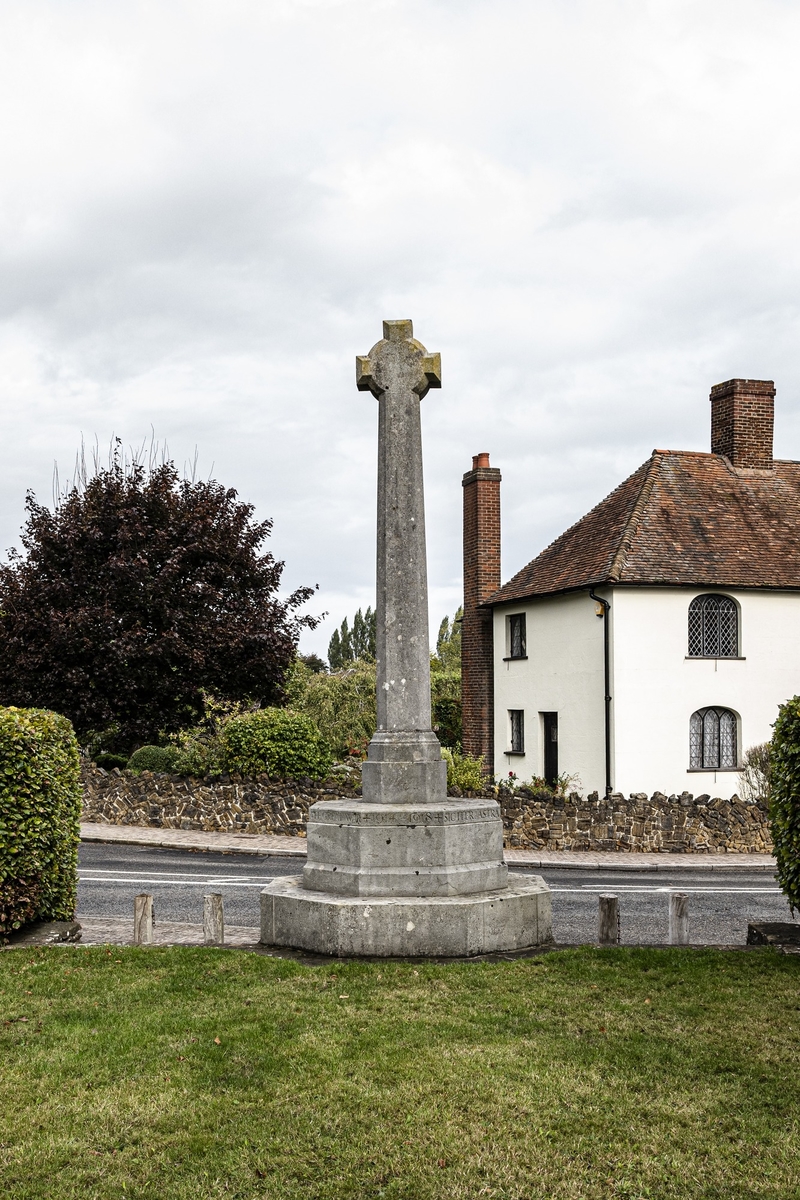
[
  {"xmin": 669, "ymin": 892, "xmax": 689, "ymax": 945},
  {"xmin": 133, "ymin": 893, "xmax": 153, "ymax": 945},
  {"xmin": 203, "ymin": 893, "xmax": 225, "ymax": 945},
  {"xmin": 598, "ymin": 893, "xmax": 619, "ymax": 945}
]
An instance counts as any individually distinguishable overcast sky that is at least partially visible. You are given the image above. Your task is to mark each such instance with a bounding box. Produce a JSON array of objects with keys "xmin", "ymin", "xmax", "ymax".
[{"xmin": 2, "ymin": 0, "xmax": 800, "ymax": 657}]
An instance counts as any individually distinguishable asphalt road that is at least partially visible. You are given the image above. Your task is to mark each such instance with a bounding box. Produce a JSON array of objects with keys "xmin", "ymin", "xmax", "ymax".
[{"xmin": 77, "ymin": 842, "xmax": 795, "ymax": 946}]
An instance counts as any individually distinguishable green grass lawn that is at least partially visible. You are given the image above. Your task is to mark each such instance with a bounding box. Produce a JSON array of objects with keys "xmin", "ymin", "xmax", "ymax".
[{"xmin": 0, "ymin": 945, "xmax": 798, "ymax": 1200}]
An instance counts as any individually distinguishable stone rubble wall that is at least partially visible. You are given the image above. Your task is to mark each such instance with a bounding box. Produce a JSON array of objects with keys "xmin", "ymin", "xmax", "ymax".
[
  {"xmin": 82, "ymin": 765, "xmax": 771, "ymax": 853},
  {"xmin": 500, "ymin": 789, "xmax": 772, "ymax": 854},
  {"xmin": 81, "ymin": 763, "xmax": 361, "ymax": 838}
]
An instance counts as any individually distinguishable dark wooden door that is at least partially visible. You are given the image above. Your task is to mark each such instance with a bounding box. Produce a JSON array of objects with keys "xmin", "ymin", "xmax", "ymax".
[{"xmin": 543, "ymin": 712, "xmax": 558, "ymax": 785}]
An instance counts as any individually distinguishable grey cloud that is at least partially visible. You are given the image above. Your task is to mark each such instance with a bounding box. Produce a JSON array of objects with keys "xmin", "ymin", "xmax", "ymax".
[{"xmin": 1, "ymin": 0, "xmax": 800, "ymax": 659}]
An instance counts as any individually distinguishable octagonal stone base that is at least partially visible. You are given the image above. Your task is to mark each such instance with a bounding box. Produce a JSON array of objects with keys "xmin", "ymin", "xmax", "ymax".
[
  {"xmin": 304, "ymin": 798, "xmax": 507, "ymax": 897},
  {"xmin": 259, "ymin": 874, "xmax": 553, "ymax": 958}
]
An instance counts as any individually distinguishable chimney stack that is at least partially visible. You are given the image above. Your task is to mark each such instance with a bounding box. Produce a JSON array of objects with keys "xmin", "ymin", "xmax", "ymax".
[
  {"xmin": 710, "ymin": 378, "xmax": 775, "ymax": 469},
  {"xmin": 462, "ymin": 453, "xmax": 501, "ymax": 771}
]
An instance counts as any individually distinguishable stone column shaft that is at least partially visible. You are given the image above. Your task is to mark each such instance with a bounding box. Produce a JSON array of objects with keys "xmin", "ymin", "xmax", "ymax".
[
  {"xmin": 375, "ymin": 371, "xmax": 432, "ymax": 733},
  {"xmin": 356, "ymin": 320, "xmax": 447, "ymax": 804}
]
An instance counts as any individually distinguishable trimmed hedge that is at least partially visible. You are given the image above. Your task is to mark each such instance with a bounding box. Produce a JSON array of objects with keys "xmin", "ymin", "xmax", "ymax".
[
  {"xmin": 127, "ymin": 745, "xmax": 181, "ymax": 774},
  {"xmin": 221, "ymin": 709, "xmax": 332, "ymax": 779},
  {"xmin": 0, "ymin": 707, "xmax": 81, "ymax": 940},
  {"xmin": 769, "ymin": 697, "xmax": 800, "ymax": 915}
]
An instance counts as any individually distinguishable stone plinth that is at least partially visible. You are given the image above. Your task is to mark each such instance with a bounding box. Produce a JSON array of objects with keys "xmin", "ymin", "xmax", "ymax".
[
  {"xmin": 260, "ymin": 874, "xmax": 552, "ymax": 958},
  {"xmin": 360, "ymin": 731, "xmax": 447, "ymax": 806},
  {"xmin": 301, "ymin": 799, "xmax": 507, "ymax": 896}
]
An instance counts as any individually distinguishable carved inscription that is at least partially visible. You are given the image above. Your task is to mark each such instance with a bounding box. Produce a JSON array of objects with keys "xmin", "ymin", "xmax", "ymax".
[{"xmin": 309, "ymin": 804, "xmax": 500, "ymax": 827}]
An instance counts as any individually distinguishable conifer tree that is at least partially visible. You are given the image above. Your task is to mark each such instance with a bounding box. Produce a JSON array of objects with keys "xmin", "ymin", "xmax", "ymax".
[
  {"xmin": 327, "ymin": 628, "xmax": 343, "ymax": 670},
  {"xmin": 327, "ymin": 607, "xmax": 376, "ymax": 669}
]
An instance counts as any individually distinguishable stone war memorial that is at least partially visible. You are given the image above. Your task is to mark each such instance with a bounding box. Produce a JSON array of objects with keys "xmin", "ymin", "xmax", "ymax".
[{"xmin": 260, "ymin": 320, "xmax": 552, "ymax": 955}]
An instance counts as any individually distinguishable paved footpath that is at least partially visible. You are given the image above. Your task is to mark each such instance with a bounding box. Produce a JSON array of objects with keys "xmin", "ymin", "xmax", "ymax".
[{"xmin": 80, "ymin": 821, "xmax": 777, "ymax": 873}]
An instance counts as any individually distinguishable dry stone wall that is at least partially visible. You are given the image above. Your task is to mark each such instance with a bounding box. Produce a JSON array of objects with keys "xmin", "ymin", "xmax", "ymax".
[
  {"xmin": 500, "ymin": 789, "xmax": 772, "ymax": 854},
  {"xmin": 81, "ymin": 763, "xmax": 361, "ymax": 838},
  {"xmin": 82, "ymin": 765, "xmax": 771, "ymax": 854}
]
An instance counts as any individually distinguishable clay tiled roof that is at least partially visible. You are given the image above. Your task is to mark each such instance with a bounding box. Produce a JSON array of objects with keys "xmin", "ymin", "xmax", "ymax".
[{"xmin": 490, "ymin": 451, "xmax": 800, "ymax": 604}]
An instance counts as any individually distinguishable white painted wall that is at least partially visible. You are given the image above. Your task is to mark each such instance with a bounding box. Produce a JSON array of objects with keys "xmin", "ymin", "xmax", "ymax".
[
  {"xmin": 492, "ymin": 591, "xmax": 606, "ymax": 792},
  {"xmin": 612, "ymin": 587, "xmax": 800, "ymax": 798},
  {"xmin": 492, "ymin": 585, "xmax": 800, "ymax": 799}
]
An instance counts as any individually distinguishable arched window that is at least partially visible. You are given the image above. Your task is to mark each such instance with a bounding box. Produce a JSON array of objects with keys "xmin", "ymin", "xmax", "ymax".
[
  {"xmin": 689, "ymin": 707, "xmax": 738, "ymax": 769},
  {"xmin": 688, "ymin": 595, "xmax": 738, "ymax": 657}
]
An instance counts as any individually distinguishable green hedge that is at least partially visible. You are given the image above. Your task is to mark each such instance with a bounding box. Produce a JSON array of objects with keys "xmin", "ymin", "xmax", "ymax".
[
  {"xmin": 769, "ymin": 697, "xmax": 800, "ymax": 914},
  {"xmin": 221, "ymin": 709, "xmax": 332, "ymax": 779},
  {"xmin": 127, "ymin": 745, "xmax": 181, "ymax": 774},
  {"xmin": 0, "ymin": 707, "xmax": 81, "ymax": 940}
]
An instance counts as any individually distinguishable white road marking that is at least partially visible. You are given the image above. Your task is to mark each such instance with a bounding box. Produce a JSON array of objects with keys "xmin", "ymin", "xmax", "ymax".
[
  {"xmin": 78, "ymin": 874, "xmax": 782, "ymax": 895},
  {"xmin": 79, "ymin": 875, "xmax": 274, "ymax": 888},
  {"xmin": 550, "ymin": 886, "xmax": 781, "ymax": 895},
  {"xmin": 80, "ymin": 873, "xmax": 256, "ymax": 883}
]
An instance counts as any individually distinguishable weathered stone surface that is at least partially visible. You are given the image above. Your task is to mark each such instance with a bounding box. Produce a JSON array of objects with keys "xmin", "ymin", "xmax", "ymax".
[
  {"xmin": 260, "ymin": 874, "xmax": 552, "ymax": 957},
  {"xmin": 302, "ymin": 799, "xmax": 507, "ymax": 896},
  {"xmin": 3, "ymin": 920, "xmax": 82, "ymax": 947},
  {"xmin": 358, "ymin": 321, "xmax": 446, "ymax": 807},
  {"xmin": 746, "ymin": 921, "xmax": 800, "ymax": 947},
  {"xmin": 81, "ymin": 762, "xmax": 361, "ymax": 837},
  {"xmin": 500, "ymin": 788, "xmax": 772, "ymax": 854}
]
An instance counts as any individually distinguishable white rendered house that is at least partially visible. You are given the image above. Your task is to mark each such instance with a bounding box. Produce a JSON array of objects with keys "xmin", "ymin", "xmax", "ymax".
[{"xmin": 461, "ymin": 378, "xmax": 800, "ymax": 799}]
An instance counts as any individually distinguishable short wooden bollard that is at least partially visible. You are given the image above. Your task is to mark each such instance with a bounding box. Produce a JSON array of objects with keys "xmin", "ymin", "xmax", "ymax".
[
  {"xmin": 669, "ymin": 892, "xmax": 689, "ymax": 945},
  {"xmin": 598, "ymin": 894, "xmax": 619, "ymax": 945},
  {"xmin": 133, "ymin": 893, "xmax": 154, "ymax": 945},
  {"xmin": 204, "ymin": 893, "xmax": 225, "ymax": 945}
]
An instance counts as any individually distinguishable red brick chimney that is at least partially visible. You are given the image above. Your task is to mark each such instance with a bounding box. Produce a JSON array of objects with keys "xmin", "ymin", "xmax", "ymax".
[
  {"xmin": 462, "ymin": 453, "xmax": 501, "ymax": 772},
  {"xmin": 710, "ymin": 378, "xmax": 775, "ymax": 469}
]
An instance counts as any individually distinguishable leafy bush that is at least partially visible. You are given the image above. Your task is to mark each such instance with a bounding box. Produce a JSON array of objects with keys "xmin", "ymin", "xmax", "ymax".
[
  {"xmin": 442, "ymin": 747, "xmax": 486, "ymax": 792},
  {"xmin": 288, "ymin": 659, "xmax": 377, "ymax": 759},
  {"xmin": 739, "ymin": 743, "xmax": 771, "ymax": 804},
  {"xmin": 289, "ymin": 655, "xmax": 461, "ymax": 759},
  {"xmin": 168, "ymin": 692, "xmax": 253, "ymax": 776},
  {"xmin": 93, "ymin": 752, "xmax": 129, "ymax": 770},
  {"xmin": 768, "ymin": 698, "xmax": 800, "ymax": 914},
  {"xmin": 127, "ymin": 745, "xmax": 181, "ymax": 774},
  {"xmin": 432, "ymin": 696, "xmax": 462, "ymax": 749},
  {"xmin": 222, "ymin": 709, "xmax": 332, "ymax": 779},
  {"xmin": 0, "ymin": 707, "xmax": 81, "ymax": 940},
  {"xmin": 430, "ymin": 660, "xmax": 462, "ymax": 749}
]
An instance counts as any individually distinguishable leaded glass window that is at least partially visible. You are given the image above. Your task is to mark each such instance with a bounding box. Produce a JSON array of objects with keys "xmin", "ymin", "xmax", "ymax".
[
  {"xmin": 509, "ymin": 710, "xmax": 524, "ymax": 753},
  {"xmin": 509, "ymin": 614, "xmax": 526, "ymax": 658},
  {"xmin": 688, "ymin": 595, "xmax": 738, "ymax": 657},
  {"xmin": 689, "ymin": 707, "xmax": 737, "ymax": 769}
]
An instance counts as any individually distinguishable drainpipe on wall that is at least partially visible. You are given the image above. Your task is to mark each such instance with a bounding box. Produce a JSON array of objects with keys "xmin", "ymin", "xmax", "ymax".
[{"xmin": 589, "ymin": 588, "xmax": 612, "ymax": 797}]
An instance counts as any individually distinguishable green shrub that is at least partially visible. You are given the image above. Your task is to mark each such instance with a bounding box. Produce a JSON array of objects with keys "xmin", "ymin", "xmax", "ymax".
[
  {"xmin": 739, "ymin": 742, "xmax": 771, "ymax": 804},
  {"xmin": 769, "ymin": 698, "xmax": 800, "ymax": 914},
  {"xmin": 168, "ymin": 692, "xmax": 252, "ymax": 776},
  {"xmin": 442, "ymin": 747, "xmax": 486, "ymax": 792},
  {"xmin": 221, "ymin": 709, "xmax": 332, "ymax": 779},
  {"xmin": 432, "ymin": 696, "xmax": 462, "ymax": 749},
  {"xmin": 94, "ymin": 752, "xmax": 129, "ymax": 770},
  {"xmin": 127, "ymin": 745, "xmax": 181, "ymax": 774},
  {"xmin": 0, "ymin": 707, "xmax": 81, "ymax": 940},
  {"xmin": 288, "ymin": 660, "xmax": 377, "ymax": 759},
  {"xmin": 430, "ymin": 662, "xmax": 462, "ymax": 748},
  {"xmin": 288, "ymin": 655, "xmax": 462, "ymax": 759}
]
